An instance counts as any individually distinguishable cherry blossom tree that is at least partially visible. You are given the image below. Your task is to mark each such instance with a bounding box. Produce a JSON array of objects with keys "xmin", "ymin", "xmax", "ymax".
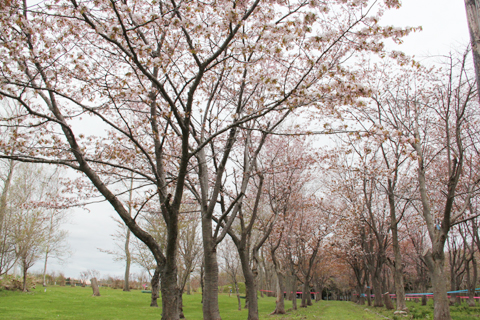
[
  {"xmin": 358, "ymin": 50, "xmax": 480, "ymax": 319},
  {"xmin": 0, "ymin": 0, "xmax": 415, "ymax": 317},
  {"xmin": 261, "ymin": 135, "xmax": 316, "ymax": 314}
]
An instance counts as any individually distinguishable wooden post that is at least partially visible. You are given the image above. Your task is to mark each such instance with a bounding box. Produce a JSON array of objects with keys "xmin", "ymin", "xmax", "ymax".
[{"xmin": 91, "ymin": 278, "xmax": 101, "ymax": 296}]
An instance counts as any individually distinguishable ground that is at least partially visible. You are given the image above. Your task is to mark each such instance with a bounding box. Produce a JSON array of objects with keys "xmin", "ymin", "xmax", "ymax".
[{"xmin": 1, "ymin": 286, "xmax": 479, "ymax": 319}]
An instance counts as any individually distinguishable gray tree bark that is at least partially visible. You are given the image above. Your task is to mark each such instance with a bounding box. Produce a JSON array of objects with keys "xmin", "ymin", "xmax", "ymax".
[
  {"xmin": 464, "ymin": 0, "xmax": 480, "ymax": 100},
  {"xmin": 387, "ymin": 179, "xmax": 407, "ymax": 311},
  {"xmin": 150, "ymin": 266, "xmax": 161, "ymax": 307},
  {"xmin": 123, "ymin": 228, "xmax": 131, "ymax": 291}
]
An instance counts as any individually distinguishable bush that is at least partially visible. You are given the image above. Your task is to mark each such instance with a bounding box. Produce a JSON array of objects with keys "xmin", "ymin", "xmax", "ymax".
[
  {"xmin": 57, "ymin": 273, "xmax": 66, "ymax": 286},
  {"xmin": 0, "ymin": 275, "xmax": 37, "ymax": 291}
]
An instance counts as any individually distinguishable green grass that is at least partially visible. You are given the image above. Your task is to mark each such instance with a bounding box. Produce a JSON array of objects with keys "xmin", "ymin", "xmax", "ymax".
[
  {"xmin": 0, "ymin": 286, "xmax": 392, "ymax": 319},
  {"xmin": 261, "ymin": 301, "xmax": 386, "ymax": 319},
  {"xmin": 361, "ymin": 298, "xmax": 480, "ymax": 320}
]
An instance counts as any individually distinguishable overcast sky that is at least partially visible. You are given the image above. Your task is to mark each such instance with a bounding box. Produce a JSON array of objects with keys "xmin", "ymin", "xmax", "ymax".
[{"xmin": 30, "ymin": 0, "xmax": 471, "ymax": 280}]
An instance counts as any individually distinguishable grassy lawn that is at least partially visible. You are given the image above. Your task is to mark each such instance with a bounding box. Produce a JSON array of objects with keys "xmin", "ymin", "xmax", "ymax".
[
  {"xmin": 362, "ymin": 299, "xmax": 480, "ymax": 320},
  {"xmin": 0, "ymin": 286, "xmax": 386, "ymax": 319}
]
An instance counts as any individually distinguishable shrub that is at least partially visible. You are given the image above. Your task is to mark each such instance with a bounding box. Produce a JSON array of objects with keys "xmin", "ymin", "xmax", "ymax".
[{"xmin": 0, "ymin": 275, "xmax": 37, "ymax": 291}]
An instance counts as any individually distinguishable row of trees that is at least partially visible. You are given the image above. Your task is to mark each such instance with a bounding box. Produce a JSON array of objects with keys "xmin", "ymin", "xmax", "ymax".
[
  {"xmin": 1, "ymin": 0, "xmax": 478, "ymax": 319},
  {"xmin": 100, "ymin": 50, "xmax": 480, "ymax": 318},
  {"xmin": 324, "ymin": 51, "xmax": 480, "ymax": 319},
  {"xmin": 0, "ymin": 159, "xmax": 69, "ymax": 291}
]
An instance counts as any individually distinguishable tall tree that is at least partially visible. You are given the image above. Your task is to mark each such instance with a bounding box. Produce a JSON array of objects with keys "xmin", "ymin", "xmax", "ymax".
[
  {"xmin": 0, "ymin": 0, "xmax": 415, "ymax": 317},
  {"xmin": 8, "ymin": 163, "xmax": 68, "ymax": 291},
  {"xmin": 359, "ymin": 51, "xmax": 480, "ymax": 319}
]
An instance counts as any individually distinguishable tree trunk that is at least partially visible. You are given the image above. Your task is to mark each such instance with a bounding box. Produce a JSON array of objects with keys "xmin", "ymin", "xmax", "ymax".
[
  {"xmin": 292, "ymin": 280, "xmax": 297, "ymax": 310},
  {"xmin": 200, "ymin": 261, "xmax": 204, "ymax": 304},
  {"xmin": 301, "ymin": 281, "xmax": 309, "ymax": 307},
  {"xmin": 178, "ymin": 288, "xmax": 185, "ymax": 319},
  {"xmin": 359, "ymin": 292, "xmax": 365, "ymax": 305},
  {"xmin": 431, "ymin": 257, "xmax": 452, "ymax": 320},
  {"xmin": 271, "ymin": 271, "xmax": 286, "ymax": 314},
  {"xmin": 202, "ymin": 224, "xmax": 222, "ymax": 320},
  {"xmin": 421, "ymin": 282, "xmax": 428, "ymax": 306},
  {"xmin": 286, "ymin": 275, "xmax": 294, "ymax": 300},
  {"xmin": 468, "ymin": 256, "xmax": 477, "ymax": 307},
  {"xmin": 388, "ymin": 181, "xmax": 407, "ymax": 311},
  {"xmin": 186, "ymin": 274, "xmax": 191, "ymax": 295},
  {"xmin": 235, "ymin": 282, "xmax": 242, "ymax": 311},
  {"xmin": 238, "ymin": 248, "xmax": 259, "ymax": 320},
  {"xmin": 124, "ymin": 175, "xmax": 134, "ymax": 292},
  {"xmin": 160, "ymin": 265, "xmax": 180, "ymax": 320},
  {"xmin": 449, "ymin": 269, "xmax": 457, "ymax": 306},
  {"xmin": 0, "ymin": 159, "xmax": 14, "ymax": 238},
  {"xmin": 123, "ymin": 228, "xmax": 131, "ymax": 291},
  {"xmin": 150, "ymin": 265, "xmax": 161, "ymax": 307},
  {"xmin": 91, "ymin": 278, "xmax": 101, "ymax": 296},
  {"xmin": 42, "ymin": 248, "xmax": 49, "ymax": 287},
  {"xmin": 22, "ymin": 257, "xmax": 28, "ymax": 292},
  {"xmin": 366, "ymin": 282, "xmax": 372, "ymax": 307},
  {"xmin": 464, "ymin": 0, "xmax": 480, "ymax": 101},
  {"xmin": 372, "ymin": 274, "xmax": 384, "ymax": 307},
  {"xmin": 314, "ymin": 281, "xmax": 320, "ymax": 302},
  {"xmin": 270, "ymin": 243, "xmax": 285, "ymax": 314},
  {"xmin": 306, "ymin": 285, "xmax": 312, "ymax": 306}
]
